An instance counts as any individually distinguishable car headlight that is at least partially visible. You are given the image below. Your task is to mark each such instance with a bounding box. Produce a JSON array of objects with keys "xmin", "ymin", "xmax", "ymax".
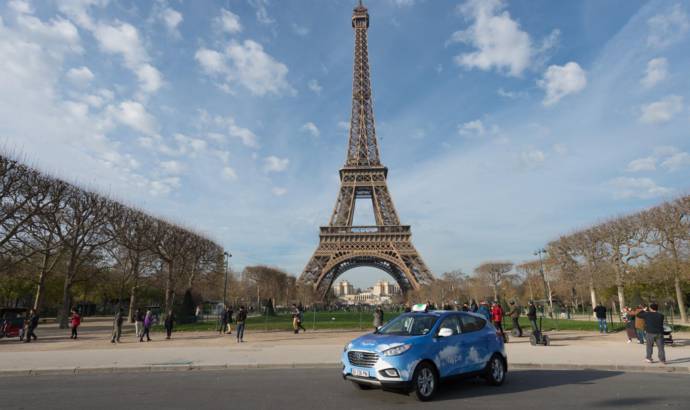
[
  {"xmin": 382, "ymin": 344, "xmax": 412, "ymax": 356},
  {"xmin": 344, "ymin": 342, "xmax": 353, "ymax": 352}
]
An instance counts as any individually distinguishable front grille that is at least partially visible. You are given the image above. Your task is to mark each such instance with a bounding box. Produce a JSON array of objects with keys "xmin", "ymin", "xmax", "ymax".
[{"xmin": 348, "ymin": 350, "xmax": 379, "ymax": 368}]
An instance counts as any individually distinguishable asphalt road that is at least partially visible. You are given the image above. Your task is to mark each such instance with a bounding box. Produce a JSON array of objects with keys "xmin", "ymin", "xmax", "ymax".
[{"xmin": 1, "ymin": 368, "xmax": 689, "ymax": 409}]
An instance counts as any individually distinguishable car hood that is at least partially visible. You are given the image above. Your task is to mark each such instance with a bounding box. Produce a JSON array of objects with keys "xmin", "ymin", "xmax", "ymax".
[{"xmin": 347, "ymin": 332, "xmax": 423, "ymax": 353}]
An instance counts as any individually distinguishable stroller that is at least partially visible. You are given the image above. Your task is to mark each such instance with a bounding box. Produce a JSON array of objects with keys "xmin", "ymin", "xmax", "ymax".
[{"xmin": 663, "ymin": 324, "xmax": 674, "ymax": 346}]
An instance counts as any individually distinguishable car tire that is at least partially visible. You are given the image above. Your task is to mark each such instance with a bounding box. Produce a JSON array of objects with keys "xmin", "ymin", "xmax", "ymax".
[
  {"xmin": 484, "ymin": 354, "xmax": 506, "ymax": 386},
  {"xmin": 412, "ymin": 362, "xmax": 438, "ymax": 401},
  {"xmin": 352, "ymin": 382, "xmax": 372, "ymax": 390}
]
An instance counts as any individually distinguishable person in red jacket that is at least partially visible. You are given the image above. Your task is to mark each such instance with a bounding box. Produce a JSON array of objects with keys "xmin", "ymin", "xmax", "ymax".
[
  {"xmin": 70, "ymin": 309, "xmax": 81, "ymax": 339},
  {"xmin": 491, "ymin": 302, "xmax": 506, "ymax": 342}
]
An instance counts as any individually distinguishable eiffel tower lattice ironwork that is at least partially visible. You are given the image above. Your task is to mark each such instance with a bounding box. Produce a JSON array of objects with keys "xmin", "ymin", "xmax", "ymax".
[{"xmin": 299, "ymin": 2, "xmax": 434, "ymax": 300}]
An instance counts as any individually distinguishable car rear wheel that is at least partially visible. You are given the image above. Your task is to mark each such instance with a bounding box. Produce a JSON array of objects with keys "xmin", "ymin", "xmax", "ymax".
[
  {"xmin": 412, "ymin": 362, "xmax": 438, "ymax": 401},
  {"xmin": 484, "ymin": 354, "xmax": 506, "ymax": 386}
]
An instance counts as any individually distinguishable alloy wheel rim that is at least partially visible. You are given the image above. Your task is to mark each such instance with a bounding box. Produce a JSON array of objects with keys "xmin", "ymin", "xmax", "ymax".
[
  {"xmin": 417, "ymin": 368, "xmax": 434, "ymax": 396},
  {"xmin": 492, "ymin": 358, "xmax": 504, "ymax": 382}
]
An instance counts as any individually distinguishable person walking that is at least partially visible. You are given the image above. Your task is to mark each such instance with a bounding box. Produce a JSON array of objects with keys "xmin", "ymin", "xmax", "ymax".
[
  {"xmin": 164, "ymin": 310, "xmax": 175, "ymax": 340},
  {"xmin": 297, "ymin": 306, "xmax": 306, "ymax": 333},
  {"xmin": 111, "ymin": 309, "xmax": 124, "ymax": 343},
  {"xmin": 140, "ymin": 310, "xmax": 152, "ymax": 342},
  {"xmin": 291, "ymin": 304, "xmax": 300, "ymax": 334},
  {"xmin": 470, "ymin": 300, "xmax": 478, "ymax": 313},
  {"xmin": 226, "ymin": 307, "xmax": 234, "ymax": 335},
  {"xmin": 594, "ymin": 303, "xmax": 608, "ymax": 334},
  {"xmin": 623, "ymin": 307, "xmax": 636, "ymax": 343},
  {"xmin": 69, "ymin": 309, "xmax": 81, "ymax": 339},
  {"xmin": 508, "ymin": 301, "xmax": 522, "ymax": 337},
  {"xmin": 134, "ymin": 308, "xmax": 144, "ymax": 340},
  {"xmin": 23, "ymin": 309, "xmax": 39, "ymax": 343},
  {"xmin": 634, "ymin": 305, "xmax": 647, "ymax": 344},
  {"xmin": 527, "ymin": 300, "xmax": 538, "ymax": 334},
  {"xmin": 637, "ymin": 303, "xmax": 666, "ymax": 364},
  {"xmin": 218, "ymin": 307, "xmax": 228, "ymax": 335},
  {"xmin": 195, "ymin": 305, "xmax": 202, "ymax": 323},
  {"xmin": 491, "ymin": 302, "xmax": 506, "ymax": 341},
  {"xmin": 478, "ymin": 301, "xmax": 491, "ymax": 321},
  {"xmin": 373, "ymin": 306, "xmax": 384, "ymax": 330},
  {"xmin": 235, "ymin": 306, "xmax": 247, "ymax": 343}
]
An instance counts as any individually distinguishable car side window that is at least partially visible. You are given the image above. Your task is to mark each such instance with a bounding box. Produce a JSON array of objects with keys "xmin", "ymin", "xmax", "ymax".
[
  {"xmin": 460, "ymin": 314, "xmax": 486, "ymax": 333},
  {"xmin": 437, "ymin": 315, "xmax": 462, "ymax": 336}
]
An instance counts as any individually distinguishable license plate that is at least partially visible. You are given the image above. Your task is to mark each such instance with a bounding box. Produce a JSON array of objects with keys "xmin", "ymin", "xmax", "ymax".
[{"xmin": 352, "ymin": 368, "xmax": 369, "ymax": 378}]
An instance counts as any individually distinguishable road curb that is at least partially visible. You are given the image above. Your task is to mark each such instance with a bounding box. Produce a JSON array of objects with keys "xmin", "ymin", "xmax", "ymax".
[{"xmin": 1, "ymin": 362, "xmax": 688, "ymax": 377}]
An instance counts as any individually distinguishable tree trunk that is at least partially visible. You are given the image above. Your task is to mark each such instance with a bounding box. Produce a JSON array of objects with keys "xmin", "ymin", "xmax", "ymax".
[
  {"xmin": 674, "ymin": 275, "xmax": 687, "ymax": 323},
  {"xmin": 492, "ymin": 284, "xmax": 498, "ymax": 302},
  {"xmin": 59, "ymin": 277, "xmax": 72, "ymax": 329},
  {"xmin": 164, "ymin": 261, "xmax": 174, "ymax": 313},
  {"xmin": 616, "ymin": 285, "xmax": 625, "ymax": 315},
  {"xmin": 589, "ymin": 277, "xmax": 597, "ymax": 319},
  {"xmin": 128, "ymin": 286, "xmax": 137, "ymax": 323},
  {"xmin": 32, "ymin": 251, "xmax": 51, "ymax": 312}
]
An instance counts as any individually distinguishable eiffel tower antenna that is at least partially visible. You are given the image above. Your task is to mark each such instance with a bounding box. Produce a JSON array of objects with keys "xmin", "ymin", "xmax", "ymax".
[{"xmin": 299, "ymin": 3, "xmax": 434, "ymax": 301}]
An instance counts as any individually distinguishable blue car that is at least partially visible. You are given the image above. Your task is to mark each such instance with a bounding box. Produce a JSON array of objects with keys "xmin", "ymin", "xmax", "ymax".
[{"xmin": 342, "ymin": 309, "xmax": 507, "ymax": 401}]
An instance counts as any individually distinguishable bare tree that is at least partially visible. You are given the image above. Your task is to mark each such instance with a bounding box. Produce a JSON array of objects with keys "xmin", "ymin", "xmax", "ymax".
[
  {"xmin": 474, "ymin": 261, "xmax": 513, "ymax": 302},
  {"xmin": 150, "ymin": 222, "xmax": 194, "ymax": 314}
]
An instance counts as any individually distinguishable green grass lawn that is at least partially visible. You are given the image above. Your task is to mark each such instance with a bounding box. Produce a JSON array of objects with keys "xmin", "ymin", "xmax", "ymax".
[{"xmin": 153, "ymin": 311, "xmax": 689, "ymax": 333}]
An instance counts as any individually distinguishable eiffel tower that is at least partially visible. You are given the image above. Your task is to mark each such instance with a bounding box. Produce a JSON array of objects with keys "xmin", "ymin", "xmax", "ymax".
[{"xmin": 300, "ymin": 1, "xmax": 434, "ymax": 300}]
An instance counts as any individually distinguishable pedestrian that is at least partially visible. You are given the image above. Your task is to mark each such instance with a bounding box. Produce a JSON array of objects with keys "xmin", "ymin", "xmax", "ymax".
[
  {"xmin": 478, "ymin": 301, "xmax": 491, "ymax": 321},
  {"xmin": 594, "ymin": 303, "xmax": 608, "ymax": 333},
  {"xmin": 403, "ymin": 303, "xmax": 411, "ymax": 313},
  {"xmin": 226, "ymin": 307, "xmax": 233, "ymax": 335},
  {"xmin": 470, "ymin": 300, "xmax": 478, "ymax": 313},
  {"xmin": 297, "ymin": 306, "xmax": 306, "ymax": 333},
  {"xmin": 23, "ymin": 309, "xmax": 39, "ymax": 343},
  {"xmin": 164, "ymin": 310, "xmax": 175, "ymax": 340},
  {"xmin": 134, "ymin": 308, "xmax": 144, "ymax": 340},
  {"xmin": 508, "ymin": 301, "xmax": 522, "ymax": 337},
  {"xmin": 70, "ymin": 309, "xmax": 81, "ymax": 339},
  {"xmin": 623, "ymin": 307, "xmax": 636, "ymax": 343},
  {"xmin": 195, "ymin": 305, "xmax": 202, "ymax": 322},
  {"xmin": 527, "ymin": 300, "xmax": 538, "ymax": 334},
  {"xmin": 637, "ymin": 303, "xmax": 666, "ymax": 364},
  {"xmin": 373, "ymin": 305, "xmax": 384, "ymax": 330},
  {"xmin": 491, "ymin": 302, "xmax": 506, "ymax": 341},
  {"xmin": 218, "ymin": 306, "xmax": 228, "ymax": 335},
  {"xmin": 291, "ymin": 304, "xmax": 300, "ymax": 334},
  {"xmin": 461, "ymin": 303, "xmax": 469, "ymax": 312},
  {"xmin": 140, "ymin": 310, "xmax": 153, "ymax": 342},
  {"xmin": 235, "ymin": 305, "xmax": 247, "ymax": 343},
  {"xmin": 111, "ymin": 308, "xmax": 124, "ymax": 343},
  {"xmin": 634, "ymin": 304, "xmax": 646, "ymax": 344}
]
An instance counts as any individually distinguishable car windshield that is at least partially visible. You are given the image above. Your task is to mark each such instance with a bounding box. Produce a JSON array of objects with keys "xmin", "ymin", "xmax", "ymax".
[{"xmin": 376, "ymin": 314, "xmax": 438, "ymax": 336}]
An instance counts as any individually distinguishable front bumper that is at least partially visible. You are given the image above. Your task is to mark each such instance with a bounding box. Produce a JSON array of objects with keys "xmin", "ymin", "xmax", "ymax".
[
  {"xmin": 342, "ymin": 350, "xmax": 420, "ymax": 386},
  {"xmin": 343, "ymin": 374, "xmax": 412, "ymax": 391}
]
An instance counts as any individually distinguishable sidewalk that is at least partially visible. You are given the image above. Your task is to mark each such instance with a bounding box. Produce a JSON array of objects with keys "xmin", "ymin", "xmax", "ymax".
[{"xmin": 1, "ymin": 324, "xmax": 688, "ymax": 376}]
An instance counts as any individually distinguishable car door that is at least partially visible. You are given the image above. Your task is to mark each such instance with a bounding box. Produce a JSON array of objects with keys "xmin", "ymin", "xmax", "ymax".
[
  {"xmin": 459, "ymin": 314, "xmax": 490, "ymax": 373},
  {"xmin": 433, "ymin": 315, "xmax": 463, "ymax": 377}
]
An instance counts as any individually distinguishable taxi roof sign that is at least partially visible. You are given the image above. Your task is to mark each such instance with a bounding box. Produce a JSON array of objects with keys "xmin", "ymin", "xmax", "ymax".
[{"xmin": 411, "ymin": 303, "xmax": 428, "ymax": 312}]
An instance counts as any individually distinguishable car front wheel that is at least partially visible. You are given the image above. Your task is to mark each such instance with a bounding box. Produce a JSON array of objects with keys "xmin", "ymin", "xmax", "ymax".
[
  {"xmin": 412, "ymin": 362, "xmax": 438, "ymax": 401},
  {"xmin": 484, "ymin": 354, "xmax": 506, "ymax": 386}
]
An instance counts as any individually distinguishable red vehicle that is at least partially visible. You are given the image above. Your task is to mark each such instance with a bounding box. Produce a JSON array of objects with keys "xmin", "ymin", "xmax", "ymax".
[{"xmin": 0, "ymin": 308, "xmax": 28, "ymax": 339}]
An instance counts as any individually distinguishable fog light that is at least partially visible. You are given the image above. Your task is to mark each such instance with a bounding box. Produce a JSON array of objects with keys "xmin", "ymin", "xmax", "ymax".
[{"xmin": 382, "ymin": 368, "xmax": 399, "ymax": 377}]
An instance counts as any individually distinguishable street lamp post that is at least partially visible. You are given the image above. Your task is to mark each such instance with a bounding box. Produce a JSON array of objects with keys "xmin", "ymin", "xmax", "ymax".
[{"xmin": 223, "ymin": 252, "xmax": 232, "ymax": 307}]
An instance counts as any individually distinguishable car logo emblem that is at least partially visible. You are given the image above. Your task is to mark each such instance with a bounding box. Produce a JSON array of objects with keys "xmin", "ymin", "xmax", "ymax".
[{"xmin": 353, "ymin": 352, "xmax": 363, "ymax": 360}]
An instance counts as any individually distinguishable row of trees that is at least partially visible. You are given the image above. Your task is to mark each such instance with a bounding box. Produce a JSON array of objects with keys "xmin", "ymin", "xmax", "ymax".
[
  {"xmin": 414, "ymin": 195, "xmax": 690, "ymax": 323},
  {"xmin": 0, "ymin": 154, "xmax": 224, "ymax": 327}
]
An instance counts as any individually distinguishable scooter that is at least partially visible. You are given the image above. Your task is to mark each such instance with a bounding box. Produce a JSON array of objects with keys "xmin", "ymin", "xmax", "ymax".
[{"xmin": 529, "ymin": 316, "xmax": 549, "ymax": 346}]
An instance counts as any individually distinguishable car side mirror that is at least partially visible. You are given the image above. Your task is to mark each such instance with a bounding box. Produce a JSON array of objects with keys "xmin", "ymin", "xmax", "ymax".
[{"xmin": 437, "ymin": 328, "xmax": 453, "ymax": 338}]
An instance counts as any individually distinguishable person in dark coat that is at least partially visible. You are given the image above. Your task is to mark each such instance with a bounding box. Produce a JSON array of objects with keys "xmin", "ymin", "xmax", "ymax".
[
  {"xmin": 527, "ymin": 301, "xmax": 538, "ymax": 333},
  {"xmin": 164, "ymin": 310, "xmax": 175, "ymax": 340},
  {"xmin": 111, "ymin": 308, "xmax": 124, "ymax": 343},
  {"xmin": 507, "ymin": 301, "xmax": 522, "ymax": 337},
  {"xmin": 373, "ymin": 306, "xmax": 384, "ymax": 330},
  {"xmin": 23, "ymin": 309, "xmax": 39, "ymax": 343},
  {"xmin": 593, "ymin": 303, "xmax": 608, "ymax": 334},
  {"xmin": 235, "ymin": 306, "xmax": 247, "ymax": 343},
  {"xmin": 218, "ymin": 307, "xmax": 228, "ymax": 335},
  {"xmin": 637, "ymin": 303, "xmax": 666, "ymax": 364}
]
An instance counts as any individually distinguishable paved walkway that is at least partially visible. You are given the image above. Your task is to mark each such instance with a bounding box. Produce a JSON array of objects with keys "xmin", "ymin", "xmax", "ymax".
[{"xmin": 1, "ymin": 322, "xmax": 688, "ymax": 375}]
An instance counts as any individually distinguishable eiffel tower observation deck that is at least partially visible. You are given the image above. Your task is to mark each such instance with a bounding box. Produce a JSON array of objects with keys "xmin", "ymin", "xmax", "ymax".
[{"xmin": 299, "ymin": 1, "xmax": 434, "ymax": 300}]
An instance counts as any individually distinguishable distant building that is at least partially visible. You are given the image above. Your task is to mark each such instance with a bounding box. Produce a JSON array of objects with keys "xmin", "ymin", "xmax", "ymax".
[
  {"xmin": 335, "ymin": 280, "xmax": 400, "ymax": 305},
  {"xmin": 334, "ymin": 280, "xmax": 355, "ymax": 296}
]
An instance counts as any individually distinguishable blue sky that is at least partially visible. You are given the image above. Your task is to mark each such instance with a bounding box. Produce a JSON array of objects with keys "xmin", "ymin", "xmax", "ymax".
[{"xmin": 1, "ymin": 0, "xmax": 689, "ymax": 288}]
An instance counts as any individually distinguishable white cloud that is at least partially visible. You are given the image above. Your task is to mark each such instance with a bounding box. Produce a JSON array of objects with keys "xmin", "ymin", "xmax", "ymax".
[
  {"xmin": 538, "ymin": 62, "xmax": 587, "ymax": 106},
  {"xmin": 217, "ymin": 8, "xmax": 242, "ymax": 34},
  {"xmin": 639, "ymin": 95, "xmax": 683, "ymax": 124},
  {"xmin": 195, "ymin": 40, "xmax": 293, "ymax": 96},
  {"xmin": 291, "ymin": 23, "xmax": 309, "ymax": 36},
  {"xmin": 248, "ymin": 0, "xmax": 274, "ymax": 25},
  {"xmin": 608, "ymin": 177, "xmax": 673, "ymax": 199},
  {"xmin": 161, "ymin": 7, "xmax": 183, "ymax": 33},
  {"xmin": 626, "ymin": 157, "xmax": 656, "ymax": 172},
  {"xmin": 149, "ymin": 177, "xmax": 181, "ymax": 196},
  {"xmin": 66, "ymin": 66, "xmax": 94, "ymax": 86},
  {"xmin": 552, "ymin": 143, "xmax": 567, "ymax": 155},
  {"xmin": 392, "ymin": 0, "xmax": 416, "ymax": 6},
  {"xmin": 497, "ymin": 88, "xmax": 526, "ymax": 99},
  {"xmin": 307, "ymin": 79, "xmax": 322, "ymax": 94},
  {"xmin": 159, "ymin": 160, "xmax": 184, "ymax": 175},
  {"xmin": 520, "ymin": 149, "xmax": 546, "ymax": 169},
  {"xmin": 108, "ymin": 100, "xmax": 157, "ymax": 136},
  {"xmin": 449, "ymin": 0, "xmax": 558, "ymax": 77},
  {"xmin": 660, "ymin": 151, "xmax": 690, "ymax": 171},
  {"xmin": 271, "ymin": 187, "xmax": 288, "ymax": 196},
  {"xmin": 263, "ymin": 156, "xmax": 289, "ymax": 173},
  {"xmin": 301, "ymin": 122, "xmax": 320, "ymax": 137},
  {"xmin": 458, "ymin": 119, "xmax": 485, "ymax": 137},
  {"xmin": 8, "ymin": 0, "xmax": 32, "ymax": 14},
  {"xmin": 210, "ymin": 115, "xmax": 259, "ymax": 148},
  {"xmin": 221, "ymin": 166, "xmax": 238, "ymax": 180},
  {"xmin": 641, "ymin": 57, "xmax": 668, "ymax": 88},
  {"xmin": 647, "ymin": 4, "xmax": 689, "ymax": 48},
  {"xmin": 136, "ymin": 64, "xmax": 163, "ymax": 94}
]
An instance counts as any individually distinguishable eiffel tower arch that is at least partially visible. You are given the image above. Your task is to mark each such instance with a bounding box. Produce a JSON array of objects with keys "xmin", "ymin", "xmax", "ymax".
[{"xmin": 299, "ymin": 2, "xmax": 434, "ymax": 300}]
